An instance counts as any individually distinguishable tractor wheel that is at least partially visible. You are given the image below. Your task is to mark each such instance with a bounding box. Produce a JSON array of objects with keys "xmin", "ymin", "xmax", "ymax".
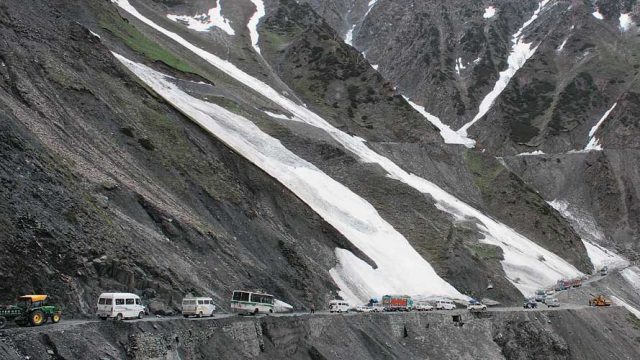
[
  {"xmin": 0, "ymin": 316, "xmax": 6, "ymax": 329},
  {"xmin": 51, "ymin": 313, "xmax": 61, "ymax": 324},
  {"xmin": 30, "ymin": 310, "xmax": 45, "ymax": 326}
]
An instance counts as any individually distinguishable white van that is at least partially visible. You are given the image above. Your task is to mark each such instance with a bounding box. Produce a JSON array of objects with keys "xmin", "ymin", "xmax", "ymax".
[
  {"xmin": 329, "ymin": 300, "xmax": 350, "ymax": 313},
  {"xmin": 182, "ymin": 297, "xmax": 216, "ymax": 318},
  {"xmin": 435, "ymin": 299, "xmax": 456, "ymax": 310},
  {"xmin": 97, "ymin": 293, "xmax": 146, "ymax": 320}
]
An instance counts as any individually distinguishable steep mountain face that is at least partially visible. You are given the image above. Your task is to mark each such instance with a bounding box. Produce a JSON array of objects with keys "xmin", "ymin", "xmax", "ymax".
[{"xmin": 2, "ymin": 0, "xmax": 637, "ymax": 319}]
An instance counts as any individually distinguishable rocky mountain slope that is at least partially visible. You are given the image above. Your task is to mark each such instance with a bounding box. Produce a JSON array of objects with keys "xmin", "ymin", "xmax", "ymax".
[{"xmin": 0, "ymin": 0, "xmax": 638, "ymax": 330}]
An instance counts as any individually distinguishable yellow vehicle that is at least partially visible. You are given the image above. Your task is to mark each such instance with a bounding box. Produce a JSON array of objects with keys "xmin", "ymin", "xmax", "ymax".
[
  {"xmin": 0, "ymin": 295, "xmax": 62, "ymax": 328},
  {"xmin": 588, "ymin": 295, "xmax": 612, "ymax": 307}
]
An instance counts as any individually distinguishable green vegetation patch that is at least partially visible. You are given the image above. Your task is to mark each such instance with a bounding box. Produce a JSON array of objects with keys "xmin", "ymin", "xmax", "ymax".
[
  {"xmin": 464, "ymin": 150, "xmax": 504, "ymax": 191},
  {"xmin": 465, "ymin": 243, "xmax": 504, "ymax": 261},
  {"xmin": 99, "ymin": 10, "xmax": 197, "ymax": 75}
]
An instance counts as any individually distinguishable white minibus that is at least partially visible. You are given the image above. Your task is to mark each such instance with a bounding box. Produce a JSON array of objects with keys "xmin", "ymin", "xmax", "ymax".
[
  {"xmin": 329, "ymin": 300, "xmax": 350, "ymax": 313},
  {"xmin": 434, "ymin": 299, "xmax": 456, "ymax": 310},
  {"xmin": 182, "ymin": 297, "xmax": 216, "ymax": 317},
  {"xmin": 97, "ymin": 293, "xmax": 146, "ymax": 320}
]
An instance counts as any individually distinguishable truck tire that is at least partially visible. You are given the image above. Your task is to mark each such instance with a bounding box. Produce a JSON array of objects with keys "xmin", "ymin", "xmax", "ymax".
[
  {"xmin": 51, "ymin": 313, "xmax": 61, "ymax": 324},
  {"xmin": 0, "ymin": 316, "xmax": 6, "ymax": 329},
  {"xmin": 30, "ymin": 310, "xmax": 45, "ymax": 326}
]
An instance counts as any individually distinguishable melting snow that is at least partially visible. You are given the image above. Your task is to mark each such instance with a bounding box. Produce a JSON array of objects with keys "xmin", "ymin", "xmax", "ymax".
[
  {"xmin": 167, "ymin": 2, "xmax": 234, "ymax": 35},
  {"xmin": 371, "ymin": 64, "xmax": 379, "ymax": 70},
  {"xmin": 455, "ymin": 57, "xmax": 466, "ymax": 75},
  {"xmin": 113, "ymin": 0, "xmax": 583, "ymax": 298},
  {"xmin": 483, "ymin": 6, "xmax": 497, "ymax": 19},
  {"xmin": 263, "ymin": 110, "xmax": 290, "ymax": 120},
  {"xmin": 404, "ymin": 97, "xmax": 475, "ymax": 147},
  {"xmin": 114, "ymin": 53, "xmax": 465, "ymax": 305},
  {"xmin": 621, "ymin": 267, "xmax": 640, "ymax": 295},
  {"xmin": 345, "ymin": 24, "xmax": 356, "ymax": 46},
  {"xmin": 273, "ymin": 299, "xmax": 294, "ymax": 312},
  {"xmin": 548, "ymin": 199, "xmax": 629, "ymax": 270},
  {"xmin": 516, "ymin": 150, "xmax": 545, "ymax": 156},
  {"xmin": 592, "ymin": 10, "xmax": 604, "ymax": 20},
  {"xmin": 247, "ymin": 0, "xmax": 265, "ymax": 54},
  {"xmin": 619, "ymin": 13, "xmax": 635, "ymax": 32},
  {"xmin": 364, "ymin": 0, "xmax": 379, "ymax": 18},
  {"xmin": 585, "ymin": 102, "xmax": 617, "ymax": 151},
  {"xmin": 89, "ymin": 30, "xmax": 101, "ymax": 39},
  {"xmin": 458, "ymin": 0, "xmax": 549, "ymax": 137},
  {"xmin": 556, "ymin": 37, "xmax": 568, "ymax": 52},
  {"xmin": 611, "ymin": 295, "xmax": 640, "ymax": 319}
]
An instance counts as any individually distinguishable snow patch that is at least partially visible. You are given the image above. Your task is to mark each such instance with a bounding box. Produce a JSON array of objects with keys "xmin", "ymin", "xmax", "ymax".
[
  {"xmin": 592, "ymin": 9, "xmax": 604, "ymax": 20},
  {"xmin": 455, "ymin": 57, "xmax": 466, "ymax": 75},
  {"xmin": 404, "ymin": 97, "xmax": 475, "ymax": 147},
  {"xmin": 548, "ymin": 199, "xmax": 629, "ymax": 271},
  {"xmin": 458, "ymin": 1, "xmax": 549, "ymax": 137},
  {"xmin": 556, "ymin": 37, "xmax": 568, "ymax": 52},
  {"xmin": 364, "ymin": 0, "xmax": 379, "ymax": 18},
  {"xmin": 516, "ymin": 150, "xmax": 545, "ymax": 156},
  {"xmin": 345, "ymin": 24, "xmax": 356, "ymax": 46},
  {"xmin": 273, "ymin": 299, "xmax": 293, "ymax": 312},
  {"xmin": 483, "ymin": 6, "xmax": 497, "ymax": 19},
  {"xmin": 247, "ymin": 0, "xmax": 265, "ymax": 54},
  {"xmin": 371, "ymin": 64, "xmax": 379, "ymax": 71},
  {"xmin": 263, "ymin": 110, "xmax": 290, "ymax": 120},
  {"xmin": 621, "ymin": 267, "xmax": 640, "ymax": 296},
  {"xmin": 167, "ymin": 2, "xmax": 234, "ymax": 35},
  {"xmin": 89, "ymin": 30, "xmax": 101, "ymax": 39},
  {"xmin": 611, "ymin": 295, "xmax": 640, "ymax": 319},
  {"xmin": 619, "ymin": 13, "xmax": 635, "ymax": 32},
  {"xmin": 114, "ymin": 54, "xmax": 466, "ymax": 305},
  {"xmin": 113, "ymin": 0, "xmax": 582, "ymax": 298},
  {"xmin": 585, "ymin": 102, "xmax": 617, "ymax": 151}
]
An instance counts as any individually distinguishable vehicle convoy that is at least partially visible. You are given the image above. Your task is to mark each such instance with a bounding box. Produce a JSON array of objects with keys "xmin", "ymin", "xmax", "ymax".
[
  {"xmin": 0, "ymin": 295, "xmax": 61, "ymax": 329},
  {"xmin": 523, "ymin": 298, "xmax": 538, "ymax": 309},
  {"xmin": 231, "ymin": 290, "xmax": 274, "ymax": 315},
  {"xmin": 382, "ymin": 295, "xmax": 413, "ymax": 312},
  {"xmin": 97, "ymin": 293, "xmax": 146, "ymax": 320},
  {"xmin": 589, "ymin": 295, "xmax": 612, "ymax": 307},
  {"xmin": 329, "ymin": 300, "xmax": 351, "ymax": 313},
  {"xmin": 555, "ymin": 279, "xmax": 571, "ymax": 291},
  {"xmin": 182, "ymin": 297, "xmax": 216, "ymax": 318},
  {"xmin": 467, "ymin": 299, "xmax": 487, "ymax": 312}
]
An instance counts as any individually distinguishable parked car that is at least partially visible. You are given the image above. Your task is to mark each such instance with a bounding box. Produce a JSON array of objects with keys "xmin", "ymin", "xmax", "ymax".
[
  {"xmin": 545, "ymin": 297, "xmax": 560, "ymax": 307},
  {"xmin": 534, "ymin": 289, "xmax": 546, "ymax": 302},
  {"xmin": 600, "ymin": 266, "xmax": 609, "ymax": 276},
  {"xmin": 467, "ymin": 299, "xmax": 487, "ymax": 312},
  {"xmin": 354, "ymin": 305, "xmax": 377, "ymax": 313},
  {"xmin": 413, "ymin": 302, "xmax": 434, "ymax": 311},
  {"xmin": 545, "ymin": 289, "xmax": 555, "ymax": 296},
  {"xmin": 434, "ymin": 299, "xmax": 456, "ymax": 310},
  {"xmin": 523, "ymin": 298, "xmax": 538, "ymax": 309}
]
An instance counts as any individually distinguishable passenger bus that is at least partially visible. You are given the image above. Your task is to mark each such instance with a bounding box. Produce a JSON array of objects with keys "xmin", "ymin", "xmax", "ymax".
[{"xmin": 230, "ymin": 290, "xmax": 274, "ymax": 314}]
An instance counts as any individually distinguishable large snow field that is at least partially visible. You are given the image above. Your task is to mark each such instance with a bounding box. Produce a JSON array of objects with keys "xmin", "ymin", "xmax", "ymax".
[
  {"xmin": 114, "ymin": 54, "xmax": 465, "ymax": 305},
  {"xmin": 113, "ymin": 0, "xmax": 583, "ymax": 298}
]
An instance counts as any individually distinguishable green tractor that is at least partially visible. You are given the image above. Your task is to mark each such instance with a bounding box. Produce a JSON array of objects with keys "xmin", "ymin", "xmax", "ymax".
[{"xmin": 0, "ymin": 295, "xmax": 62, "ymax": 329}]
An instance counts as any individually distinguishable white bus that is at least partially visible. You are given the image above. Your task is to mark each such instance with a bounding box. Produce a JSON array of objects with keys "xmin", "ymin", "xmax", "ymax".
[
  {"xmin": 96, "ymin": 293, "xmax": 146, "ymax": 320},
  {"xmin": 231, "ymin": 290, "xmax": 274, "ymax": 314},
  {"xmin": 182, "ymin": 297, "xmax": 216, "ymax": 318}
]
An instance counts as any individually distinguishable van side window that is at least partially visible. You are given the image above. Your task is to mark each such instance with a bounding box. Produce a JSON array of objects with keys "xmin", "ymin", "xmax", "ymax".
[
  {"xmin": 135, "ymin": 299, "xmax": 141, "ymax": 305},
  {"xmin": 98, "ymin": 298, "xmax": 106, "ymax": 305},
  {"xmin": 105, "ymin": 299, "xmax": 113, "ymax": 305},
  {"xmin": 204, "ymin": 300, "xmax": 209, "ymax": 305},
  {"xmin": 198, "ymin": 300, "xmax": 203, "ymax": 305},
  {"xmin": 115, "ymin": 299, "xmax": 124, "ymax": 305},
  {"xmin": 126, "ymin": 299, "xmax": 134, "ymax": 305}
]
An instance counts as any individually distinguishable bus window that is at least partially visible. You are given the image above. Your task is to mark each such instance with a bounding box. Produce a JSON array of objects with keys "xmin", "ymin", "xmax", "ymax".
[
  {"xmin": 126, "ymin": 299, "xmax": 134, "ymax": 305},
  {"xmin": 105, "ymin": 298, "xmax": 113, "ymax": 305},
  {"xmin": 198, "ymin": 300, "xmax": 204, "ymax": 305}
]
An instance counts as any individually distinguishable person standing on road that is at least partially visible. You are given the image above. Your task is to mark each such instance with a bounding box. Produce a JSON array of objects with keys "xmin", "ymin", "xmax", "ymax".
[{"xmin": 310, "ymin": 304, "xmax": 315, "ymax": 314}]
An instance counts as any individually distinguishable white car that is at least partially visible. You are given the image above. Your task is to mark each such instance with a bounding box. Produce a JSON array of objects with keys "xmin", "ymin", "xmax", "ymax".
[
  {"xmin": 435, "ymin": 299, "xmax": 456, "ymax": 310},
  {"xmin": 467, "ymin": 303, "xmax": 487, "ymax": 312},
  {"xmin": 355, "ymin": 305, "xmax": 377, "ymax": 313},
  {"xmin": 545, "ymin": 297, "xmax": 560, "ymax": 307},
  {"xmin": 413, "ymin": 303, "xmax": 434, "ymax": 311},
  {"xmin": 545, "ymin": 289, "xmax": 555, "ymax": 296}
]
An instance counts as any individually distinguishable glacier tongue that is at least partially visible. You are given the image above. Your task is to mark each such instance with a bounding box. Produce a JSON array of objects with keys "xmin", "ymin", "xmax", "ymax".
[
  {"xmin": 113, "ymin": 0, "xmax": 583, "ymax": 298},
  {"xmin": 114, "ymin": 53, "xmax": 465, "ymax": 305}
]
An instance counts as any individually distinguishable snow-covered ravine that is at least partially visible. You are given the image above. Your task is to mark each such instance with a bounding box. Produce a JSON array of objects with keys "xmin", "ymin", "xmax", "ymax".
[
  {"xmin": 114, "ymin": 54, "xmax": 464, "ymax": 305},
  {"xmin": 585, "ymin": 102, "xmax": 617, "ymax": 151},
  {"xmin": 167, "ymin": 1, "xmax": 234, "ymax": 35},
  {"xmin": 548, "ymin": 199, "xmax": 629, "ymax": 270},
  {"xmin": 458, "ymin": 0, "xmax": 550, "ymax": 138},
  {"xmin": 113, "ymin": 0, "xmax": 583, "ymax": 297},
  {"xmin": 404, "ymin": 97, "xmax": 475, "ymax": 147},
  {"xmin": 247, "ymin": 0, "xmax": 265, "ymax": 54}
]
